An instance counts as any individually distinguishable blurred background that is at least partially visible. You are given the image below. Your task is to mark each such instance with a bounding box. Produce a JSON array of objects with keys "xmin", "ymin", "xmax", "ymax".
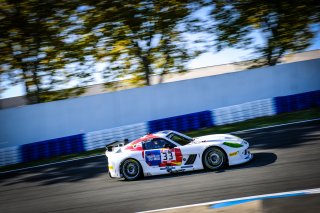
[
  {"xmin": 1, "ymin": 1, "xmax": 320, "ymax": 213},
  {"xmin": 0, "ymin": 0, "xmax": 320, "ymax": 170},
  {"xmin": 0, "ymin": 0, "xmax": 319, "ymax": 103}
]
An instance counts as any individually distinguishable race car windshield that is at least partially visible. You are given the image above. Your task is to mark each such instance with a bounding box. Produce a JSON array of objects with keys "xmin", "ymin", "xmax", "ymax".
[{"xmin": 167, "ymin": 133, "xmax": 192, "ymax": 146}]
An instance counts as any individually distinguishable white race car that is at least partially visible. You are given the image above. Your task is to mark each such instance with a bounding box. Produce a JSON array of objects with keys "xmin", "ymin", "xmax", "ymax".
[{"xmin": 106, "ymin": 130, "xmax": 253, "ymax": 180}]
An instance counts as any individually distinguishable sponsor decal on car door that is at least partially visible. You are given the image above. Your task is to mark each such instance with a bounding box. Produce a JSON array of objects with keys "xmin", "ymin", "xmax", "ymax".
[
  {"xmin": 159, "ymin": 148, "xmax": 182, "ymax": 167},
  {"xmin": 144, "ymin": 148, "xmax": 182, "ymax": 167},
  {"xmin": 145, "ymin": 150, "xmax": 162, "ymax": 166}
]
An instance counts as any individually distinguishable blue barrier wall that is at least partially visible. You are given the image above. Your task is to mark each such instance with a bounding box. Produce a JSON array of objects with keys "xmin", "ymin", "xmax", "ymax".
[
  {"xmin": 274, "ymin": 90, "xmax": 320, "ymax": 114},
  {"xmin": 20, "ymin": 134, "xmax": 84, "ymax": 163},
  {"xmin": 0, "ymin": 90, "xmax": 319, "ymax": 166},
  {"xmin": 1, "ymin": 59, "xmax": 319, "ymax": 148},
  {"xmin": 148, "ymin": 111, "xmax": 213, "ymax": 133}
]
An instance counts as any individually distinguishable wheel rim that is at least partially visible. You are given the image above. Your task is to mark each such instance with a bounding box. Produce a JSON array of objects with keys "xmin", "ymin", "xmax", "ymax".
[
  {"xmin": 123, "ymin": 160, "xmax": 139, "ymax": 179},
  {"xmin": 205, "ymin": 149, "xmax": 224, "ymax": 169}
]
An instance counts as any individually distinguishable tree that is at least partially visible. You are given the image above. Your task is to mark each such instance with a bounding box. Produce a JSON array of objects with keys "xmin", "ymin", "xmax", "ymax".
[
  {"xmin": 209, "ymin": 0, "xmax": 320, "ymax": 67},
  {"xmin": 76, "ymin": 0, "xmax": 202, "ymax": 86},
  {"xmin": 0, "ymin": 0, "xmax": 92, "ymax": 103}
]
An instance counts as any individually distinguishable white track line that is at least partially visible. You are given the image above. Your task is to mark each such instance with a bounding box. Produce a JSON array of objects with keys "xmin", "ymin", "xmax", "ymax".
[
  {"xmin": 1, "ymin": 118, "xmax": 319, "ymax": 174},
  {"xmin": 138, "ymin": 188, "xmax": 320, "ymax": 213}
]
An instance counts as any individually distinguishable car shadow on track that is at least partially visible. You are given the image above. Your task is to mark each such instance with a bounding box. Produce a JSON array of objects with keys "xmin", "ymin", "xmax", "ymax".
[
  {"xmin": 1, "ymin": 152, "xmax": 277, "ymax": 185},
  {"xmin": 122, "ymin": 152, "xmax": 277, "ymax": 182},
  {"xmin": 222, "ymin": 152, "xmax": 277, "ymax": 171}
]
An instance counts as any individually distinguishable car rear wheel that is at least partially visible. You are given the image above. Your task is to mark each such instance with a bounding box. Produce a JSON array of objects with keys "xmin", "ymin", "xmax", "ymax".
[
  {"xmin": 121, "ymin": 159, "xmax": 142, "ymax": 181},
  {"xmin": 202, "ymin": 147, "xmax": 226, "ymax": 170}
]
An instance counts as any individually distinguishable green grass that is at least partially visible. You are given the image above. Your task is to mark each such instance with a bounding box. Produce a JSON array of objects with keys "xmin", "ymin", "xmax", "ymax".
[{"xmin": 1, "ymin": 107, "xmax": 319, "ymax": 173}]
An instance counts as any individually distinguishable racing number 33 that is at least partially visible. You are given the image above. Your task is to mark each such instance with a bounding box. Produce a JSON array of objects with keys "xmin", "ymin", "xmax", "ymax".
[{"xmin": 161, "ymin": 150, "xmax": 175, "ymax": 161}]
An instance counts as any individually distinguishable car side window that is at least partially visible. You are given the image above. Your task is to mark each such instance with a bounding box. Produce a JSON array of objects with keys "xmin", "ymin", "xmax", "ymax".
[
  {"xmin": 167, "ymin": 133, "xmax": 191, "ymax": 146},
  {"xmin": 143, "ymin": 140, "xmax": 154, "ymax": 150},
  {"xmin": 143, "ymin": 138, "xmax": 176, "ymax": 150}
]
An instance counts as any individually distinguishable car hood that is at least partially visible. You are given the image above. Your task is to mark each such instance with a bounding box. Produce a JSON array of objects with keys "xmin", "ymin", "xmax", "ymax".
[{"xmin": 193, "ymin": 134, "xmax": 242, "ymax": 144}]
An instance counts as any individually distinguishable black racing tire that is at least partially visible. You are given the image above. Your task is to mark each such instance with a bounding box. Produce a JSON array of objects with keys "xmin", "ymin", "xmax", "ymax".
[
  {"xmin": 202, "ymin": 147, "xmax": 227, "ymax": 170},
  {"xmin": 121, "ymin": 159, "xmax": 142, "ymax": 181}
]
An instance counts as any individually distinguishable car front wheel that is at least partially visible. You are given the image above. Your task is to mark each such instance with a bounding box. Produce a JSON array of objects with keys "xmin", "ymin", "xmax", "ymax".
[
  {"xmin": 202, "ymin": 147, "xmax": 226, "ymax": 170},
  {"xmin": 121, "ymin": 159, "xmax": 142, "ymax": 181}
]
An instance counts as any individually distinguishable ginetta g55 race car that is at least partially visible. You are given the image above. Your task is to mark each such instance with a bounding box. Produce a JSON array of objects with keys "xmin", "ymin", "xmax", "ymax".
[{"xmin": 106, "ymin": 130, "xmax": 253, "ymax": 180}]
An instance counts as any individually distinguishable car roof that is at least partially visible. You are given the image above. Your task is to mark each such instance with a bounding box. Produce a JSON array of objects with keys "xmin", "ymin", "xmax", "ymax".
[
  {"xmin": 123, "ymin": 130, "xmax": 190, "ymax": 151},
  {"xmin": 123, "ymin": 133, "xmax": 161, "ymax": 151},
  {"xmin": 154, "ymin": 130, "xmax": 173, "ymax": 137}
]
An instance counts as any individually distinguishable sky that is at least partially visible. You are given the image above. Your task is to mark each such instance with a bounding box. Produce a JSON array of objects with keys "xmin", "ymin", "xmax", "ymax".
[
  {"xmin": 1, "ymin": 29, "xmax": 320, "ymax": 99},
  {"xmin": 0, "ymin": 47, "xmax": 253, "ymax": 99}
]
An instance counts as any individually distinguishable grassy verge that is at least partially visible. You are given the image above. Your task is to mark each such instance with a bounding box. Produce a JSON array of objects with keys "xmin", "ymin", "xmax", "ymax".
[{"xmin": 1, "ymin": 107, "xmax": 319, "ymax": 173}]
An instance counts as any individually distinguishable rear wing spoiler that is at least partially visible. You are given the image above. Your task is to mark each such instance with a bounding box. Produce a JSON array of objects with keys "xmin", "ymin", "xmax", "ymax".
[
  {"xmin": 105, "ymin": 140, "xmax": 129, "ymax": 152},
  {"xmin": 106, "ymin": 145, "xmax": 114, "ymax": 152},
  {"xmin": 105, "ymin": 144, "xmax": 122, "ymax": 152},
  {"xmin": 105, "ymin": 144, "xmax": 123, "ymax": 157}
]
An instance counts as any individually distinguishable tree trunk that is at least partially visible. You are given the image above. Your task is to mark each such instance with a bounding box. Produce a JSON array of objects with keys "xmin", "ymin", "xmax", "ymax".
[
  {"xmin": 32, "ymin": 62, "xmax": 40, "ymax": 103},
  {"xmin": 141, "ymin": 55, "xmax": 151, "ymax": 86},
  {"xmin": 132, "ymin": 41, "xmax": 152, "ymax": 86}
]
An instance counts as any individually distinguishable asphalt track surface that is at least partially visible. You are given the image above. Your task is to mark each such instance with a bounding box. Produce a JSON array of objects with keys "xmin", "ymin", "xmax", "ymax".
[{"xmin": 1, "ymin": 120, "xmax": 320, "ymax": 213}]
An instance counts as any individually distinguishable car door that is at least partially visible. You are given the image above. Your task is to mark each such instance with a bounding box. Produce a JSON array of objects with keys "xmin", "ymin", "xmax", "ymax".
[
  {"xmin": 166, "ymin": 132, "xmax": 203, "ymax": 170},
  {"xmin": 143, "ymin": 138, "xmax": 183, "ymax": 172}
]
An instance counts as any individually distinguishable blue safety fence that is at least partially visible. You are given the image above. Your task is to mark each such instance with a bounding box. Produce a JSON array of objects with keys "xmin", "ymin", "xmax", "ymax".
[
  {"xmin": 274, "ymin": 90, "xmax": 320, "ymax": 114},
  {"xmin": 20, "ymin": 134, "xmax": 84, "ymax": 162},
  {"xmin": 1, "ymin": 90, "xmax": 319, "ymax": 167},
  {"xmin": 84, "ymin": 123, "xmax": 148, "ymax": 151},
  {"xmin": 212, "ymin": 98, "xmax": 275, "ymax": 126},
  {"xmin": 148, "ymin": 110, "xmax": 213, "ymax": 133},
  {"xmin": 0, "ymin": 146, "xmax": 20, "ymax": 167}
]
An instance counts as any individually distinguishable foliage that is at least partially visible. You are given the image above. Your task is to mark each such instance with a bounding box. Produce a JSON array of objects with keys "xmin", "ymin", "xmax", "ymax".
[
  {"xmin": 1, "ymin": 0, "xmax": 320, "ymax": 103},
  {"xmin": 0, "ymin": 0, "xmax": 92, "ymax": 103},
  {"xmin": 76, "ymin": 0, "xmax": 202, "ymax": 86},
  {"xmin": 209, "ymin": 0, "xmax": 320, "ymax": 67}
]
